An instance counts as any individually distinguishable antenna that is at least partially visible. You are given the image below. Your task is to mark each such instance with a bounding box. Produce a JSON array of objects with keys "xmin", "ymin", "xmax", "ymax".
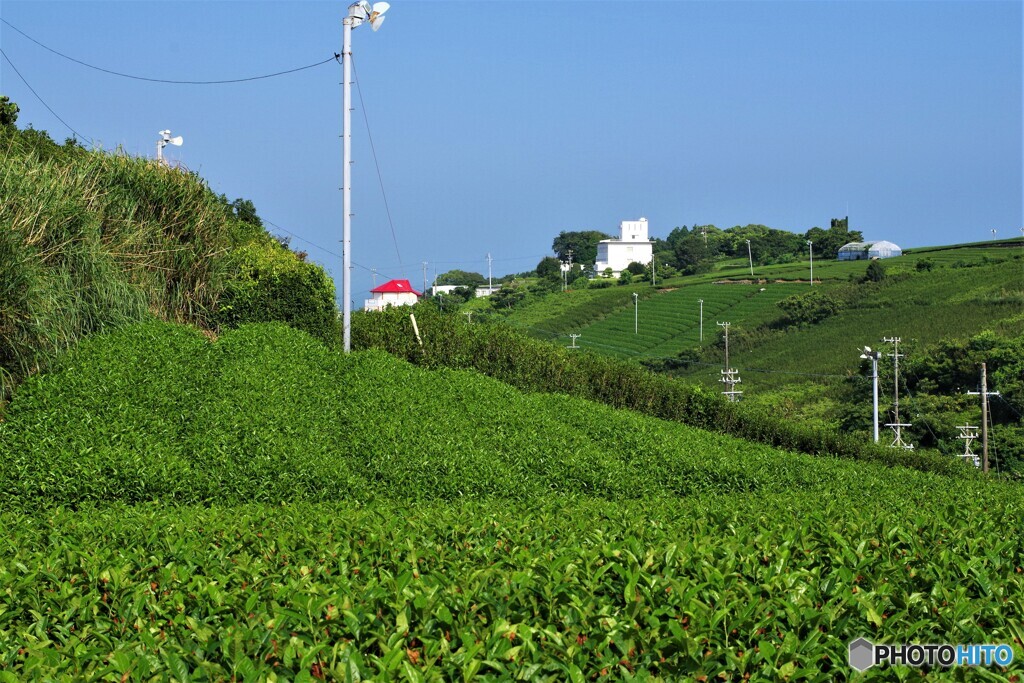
[
  {"xmin": 341, "ymin": 0, "xmax": 390, "ymax": 353},
  {"xmin": 568, "ymin": 333, "xmax": 581, "ymax": 349},
  {"xmin": 883, "ymin": 337, "xmax": 913, "ymax": 450}
]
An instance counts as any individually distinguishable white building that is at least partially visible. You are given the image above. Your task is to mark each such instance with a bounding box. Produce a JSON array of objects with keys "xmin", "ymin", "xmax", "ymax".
[
  {"xmin": 837, "ymin": 240, "xmax": 903, "ymax": 261},
  {"xmin": 475, "ymin": 285, "xmax": 502, "ymax": 298},
  {"xmin": 594, "ymin": 218, "xmax": 654, "ymax": 277},
  {"xmin": 364, "ymin": 279, "xmax": 421, "ymax": 311}
]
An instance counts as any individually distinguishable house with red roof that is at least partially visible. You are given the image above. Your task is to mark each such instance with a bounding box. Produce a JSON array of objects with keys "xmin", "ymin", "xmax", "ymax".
[{"xmin": 363, "ymin": 279, "xmax": 421, "ymax": 311}]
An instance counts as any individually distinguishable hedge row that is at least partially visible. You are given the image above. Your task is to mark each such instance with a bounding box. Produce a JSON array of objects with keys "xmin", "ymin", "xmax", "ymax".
[{"xmin": 352, "ymin": 304, "xmax": 971, "ymax": 478}]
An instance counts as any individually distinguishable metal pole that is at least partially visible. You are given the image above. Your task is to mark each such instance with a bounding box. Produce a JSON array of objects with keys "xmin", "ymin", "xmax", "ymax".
[
  {"xmin": 746, "ymin": 239, "xmax": 753, "ymax": 278},
  {"xmin": 698, "ymin": 299, "xmax": 703, "ymax": 342},
  {"xmin": 156, "ymin": 140, "xmax": 163, "ymax": 164},
  {"xmin": 872, "ymin": 355, "xmax": 879, "ymax": 443},
  {"xmin": 981, "ymin": 362, "xmax": 989, "ymax": 473},
  {"xmin": 487, "ymin": 253, "xmax": 492, "ymax": 291},
  {"xmin": 633, "ymin": 292, "xmax": 638, "ymax": 334},
  {"xmin": 808, "ymin": 240, "xmax": 814, "ymax": 286},
  {"xmin": 342, "ymin": 15, "xmax": 353, "ymax": 352}
]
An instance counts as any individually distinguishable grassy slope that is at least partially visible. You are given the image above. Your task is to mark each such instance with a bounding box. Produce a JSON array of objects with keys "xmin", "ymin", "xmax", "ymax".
[
  {"xmin": 0, "ymin": 320, "xmax": 962, "ymax": 508},
  {"xmin": 1, "ymin": 321, "xmax": 1023, "ymax": 679}
]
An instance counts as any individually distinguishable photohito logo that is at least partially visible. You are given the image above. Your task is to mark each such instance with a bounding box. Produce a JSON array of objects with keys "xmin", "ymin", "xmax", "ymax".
[{"xmin": 848, "ymin": 638, "xmax": 1015, "ymax": 671}]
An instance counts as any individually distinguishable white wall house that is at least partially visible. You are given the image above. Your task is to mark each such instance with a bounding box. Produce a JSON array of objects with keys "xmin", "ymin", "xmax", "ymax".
[
  {"xmin": 594, "ymin": 218, "xmax": 654, "ymax": 277},
  {"xmin": 837, "ymin": 240, "xmax": 903, "ymax": 261},
  {"xmin": 364, "ymin": 279, "xmax": 421, "ymax": 311}
]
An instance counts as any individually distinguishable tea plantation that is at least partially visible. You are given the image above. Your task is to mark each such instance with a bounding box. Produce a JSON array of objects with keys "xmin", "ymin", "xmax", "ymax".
[{"xmin": 1, "ymin": 321, "xmax": 1023, "ymax": 680}]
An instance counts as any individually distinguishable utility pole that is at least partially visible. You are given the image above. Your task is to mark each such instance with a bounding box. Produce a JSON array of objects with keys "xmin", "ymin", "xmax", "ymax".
[
  {"xmin": 632, "ymin": 292, "xmax": 639, "ymax": 334},
  {"xmin": 463, "ymin": 311, "xmax": 473, "ymax": 324},
  {"xmin": 860, "ymin": 346, "xmax": 881, "ymax": 443},
  {"xmin": 421, "ymin": 261, "xmax": 428, "ymax": 296},
  {"xmin": 487, "ymin": 252, "xmax": 493, "ymax": 292},
  {"xmin": 651, "ymin": 254, "xmax": 656, "ymax": 287},
  {"xmin": 883, "ymin": 337, "xmax": 913, "ymax": 449},
  {"xmin": 340, "ymin": 0, "xmax": 389, "ymax": 353},
  {"xmin": 746, "ymin": 239, "xmax": 753, "ymax": 278},
  {"xmin": 991, "ymin": 228, "xmax": 997, "ymax": 240},
  {"xmin": 371, "ymin": 267, "xmax": 377, "ymax": 289},
  {"xmin": 718, "ymin": 321, "xmax": 742, "ymax": 401},
  {"xmin": 698, "ymin": 299, "xmax": 704, "ymax": 342},
  {"xmin": 967, "ymin": 363, "xmax": 1000, "ymax": 473},
  {"xmin": 568, "ymin": 333, "xmax": 581, "ymax": 349},
  {"xmin": 807, "ymin": 240, "xmax": 814, "ymax": 286},
  {"xmin": 956, "ymin": 424, "xmax": 980, "ymax": 468},
  {"xmin": 701, "ymin": 226, "xmax": 708, "ymax": 246}
]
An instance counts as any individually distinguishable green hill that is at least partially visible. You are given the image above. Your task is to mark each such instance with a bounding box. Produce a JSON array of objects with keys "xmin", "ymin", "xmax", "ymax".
[
  {"xmin": 0, "ymin": 121, "xmax": 338, "ymax": 402},
  {"xmin": 2, "ymin": 320, "xmax": 1023, "ymax": 679},
  {"xmin": 494, "ymin": 244, "xmax": 1024, "ymax": 466}
]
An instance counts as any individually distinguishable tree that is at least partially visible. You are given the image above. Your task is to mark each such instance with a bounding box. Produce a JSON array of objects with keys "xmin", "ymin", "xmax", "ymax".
[
  {"xmin": 436, "ymin": 270, "xmax": 486, "ymax": 287},
  {"xmin": 864, "ymin": 260, "xmax": 886, "ymax": 282},
  {"xmin": 231, "ymin": 198, "xmax": 263, "ymax": 227},
  {"xmin": 0, "ymin": 96, "xmax": 18, "ymax": 128},
  {"xmin": 625, "ymin": 261, "xmax": 646, "ymax": 276},
  {"xmin": 535, "ymin": 256, "xmax": 562, "ymax": 280},
  {"xmin": 552, "ymin": 230, "xmax": 611, "ymax": 265},
  {"xmin": 804, "ymin": 219, "xmax": 863, "ymax": 260}
]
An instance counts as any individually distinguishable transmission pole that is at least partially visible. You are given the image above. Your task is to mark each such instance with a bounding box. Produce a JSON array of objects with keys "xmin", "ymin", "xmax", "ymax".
[
  {"xmin": 421, "ymin": 261, "xmax": 428, "ymax": 296},
  {"xmin": 718, "ymin": 321, "xmax": 742, "ymax": 401},
  {"xmin": 371, "ymin": 267, "xmax": 377, "ymax": 289},
  {"xmin": 967, "ymin": 363, "xmax": 1000, "ymax": 473},
  {"xmin": 568, "ymin": 333, "xmax": 581, "ymax": 349},
  {"xmin": 487, "ymin": 253, "xmax": 493, "ymax": 292},
  {"xmin": 883, "ymin": 337, "xmax": 913, "ymax": 449}
]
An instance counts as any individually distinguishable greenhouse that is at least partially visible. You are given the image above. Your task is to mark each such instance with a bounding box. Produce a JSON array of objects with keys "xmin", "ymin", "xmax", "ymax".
[{"xmin": 837, "ymin": 240, "xmax": 903, "ymax": 261}]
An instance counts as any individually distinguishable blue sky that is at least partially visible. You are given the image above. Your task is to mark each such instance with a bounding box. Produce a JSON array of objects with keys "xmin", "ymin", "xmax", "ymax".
[{"xmin": 2, "ymin": 1, "xmax": 1021, "ymax": 304}]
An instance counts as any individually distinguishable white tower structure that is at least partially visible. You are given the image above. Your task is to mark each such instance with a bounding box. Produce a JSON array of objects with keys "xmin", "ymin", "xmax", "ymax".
[{"xmin": 594, "ymin": 218, "xmax": 653, "ymax": 277}]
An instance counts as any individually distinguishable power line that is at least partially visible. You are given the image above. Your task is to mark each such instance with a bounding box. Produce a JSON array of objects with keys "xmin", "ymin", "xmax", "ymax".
[
  {"xmin": 1, "ymin": 19, "xmax": 336, "ymax": 84},
  {"xmin": 350, "ymin": 55, "xmax": 405, "ymax": 279},
  {"xmin": 262, "ymin": 217, "xmax": 402, "ymax": 281},
  {"xmin": 0, "ymin": 48, "xmax": 93, "ymax": 145}
]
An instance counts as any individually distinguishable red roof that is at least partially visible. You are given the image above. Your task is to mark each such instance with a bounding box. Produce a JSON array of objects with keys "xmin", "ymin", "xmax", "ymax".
[{"xmin": 370, "ymin": 279, "xmax": 422, "ymax": 296}]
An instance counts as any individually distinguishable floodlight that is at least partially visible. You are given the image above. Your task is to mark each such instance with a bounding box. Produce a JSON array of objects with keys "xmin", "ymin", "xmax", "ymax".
[{"xmin": 168, "ymin": 135, "xmax": 183, "ymax": 146}]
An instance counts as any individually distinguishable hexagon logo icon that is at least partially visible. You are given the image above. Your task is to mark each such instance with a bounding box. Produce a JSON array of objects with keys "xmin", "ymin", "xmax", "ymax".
[{"xmin": 849, "ymin": 637, "xmax": 875, "ymax": 672}]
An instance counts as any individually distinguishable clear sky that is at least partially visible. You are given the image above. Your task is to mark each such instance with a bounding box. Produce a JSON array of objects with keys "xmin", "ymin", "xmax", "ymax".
[{"xmin": 2, "ymin": 1, "xmax": 1021, "ymax": 305}]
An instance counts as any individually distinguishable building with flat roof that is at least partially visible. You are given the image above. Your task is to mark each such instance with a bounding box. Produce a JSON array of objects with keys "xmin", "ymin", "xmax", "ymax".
[{"xmin": 594, "ymin": 218, "xmax": 653, "ymax": 277}]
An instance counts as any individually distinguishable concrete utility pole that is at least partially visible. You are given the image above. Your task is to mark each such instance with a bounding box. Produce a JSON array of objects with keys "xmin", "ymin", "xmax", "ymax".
[
  {"xmin": 967, "ymin": 363, "xmax": 1000, "ymax": 473},
  {"xmin": 698, "ymin": 299, "xmax": 704, "ymax": 342},
  {"xmin": 568, "ymin": 333, "xmax": 581, "ymax": 349},
  {"xmin": 422, "ymin": 261, "xmax": 428, "ymax": 296},
  {"xmin": 633, "ymin": 292, "xmax": 639, "ymax": 334},
  {"xmin": 718, "ymin": 321, "xmax": 742, "ymax": 401},
  {"xmin": 883, "ymin": 337, "xmax": 913, "ymax": 449},
  {"xmin": 746, "ymin": 239, "xmax": 754, "ymax": 278},
  {"xmin": 463, "ymin": 311, "xmax": 473, "ymax": 324},
  {"xmin": 371, "ymin": 268, "xmax": 377, "ymax": 289},
  {"xmin": 651, "ymin": 255, "xmax": 656, "ymax": 287},
  {"xmin": 807, "ymin": 240, "xmax": 814, "ymax": 286},
  {"xmin": 487, "ymin": 253, "xmax": 493, "ymax": 291}
]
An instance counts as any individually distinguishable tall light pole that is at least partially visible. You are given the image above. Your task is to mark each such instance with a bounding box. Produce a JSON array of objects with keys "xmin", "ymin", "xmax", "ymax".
[
  {"xmin": 807, "ymin": 240, "xmax": 814, "ymax": 286},
  {"xmin": 746, "ymin": 239, "xmax": 754, "ymax": 278},
  {"xmin": 860, "ymin": 346, "xmax": 880, "ymax": 443},
  {"xmin": 342, "ymin": 1, "xmax": 389, "ymax": 353},
  {"xmin": 698, "ymin": 299, "xmax": 703, "ymax": 342}
]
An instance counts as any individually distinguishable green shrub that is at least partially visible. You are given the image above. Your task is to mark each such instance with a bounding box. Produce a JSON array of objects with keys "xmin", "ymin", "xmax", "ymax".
[{"xmin": 214, "ymin": 238, "xmax": 339, "ymax": 347}]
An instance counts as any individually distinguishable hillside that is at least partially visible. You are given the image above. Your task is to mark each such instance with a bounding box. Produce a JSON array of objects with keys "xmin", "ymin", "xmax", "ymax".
[
  {"xmin": 492, "ymin": 243, "xmax": 1024, "ymax": 468},
  {"xmin": 0, "ymin": 120, "xmax": 338, "ymax": 402},
  {"xmin": 1, "ymin": 320, "xmax": 1023, "ymax": 678}
]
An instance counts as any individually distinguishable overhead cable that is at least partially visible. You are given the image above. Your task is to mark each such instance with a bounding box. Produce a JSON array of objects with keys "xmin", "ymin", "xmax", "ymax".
[
  {"xmin": 0, "ymin": 48, "xmax": 93, "ymax": 145},
  {"xmin": 1, "ymin": 19, "xmax": 336, "ymax": 84}
]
